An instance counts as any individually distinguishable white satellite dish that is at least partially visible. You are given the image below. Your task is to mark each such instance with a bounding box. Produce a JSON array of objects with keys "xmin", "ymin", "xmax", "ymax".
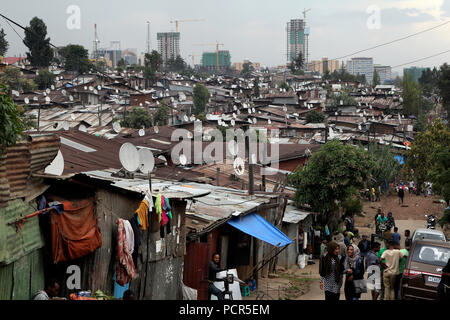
[
  {"xmin": 183, "ymin": 115, "xmax": 189, "ymax": 122},
  {"xmin": 248, "ymin": 109, "xmax": 252, "ymax": 114},
  {"xmin": 62, "ymin": 90, "xmax": 66, "ymax": 96},
  {"xmin": 231, "ymin": 119, "xmax": 235, "ymax": 126},
  {"xmin": 233, "ymin": 105, "xmax": 237, "ymax": 111},
  {"xmin": 79, "ymin": 124, "xmax": 87, "ymax": 132},
  {"xmin": 187, "ymin": 132, "xmax": 193, "ymax": 139},
  {"xmin": 252, "ymin": 108, "xmax": 256, "ymax": 113},
  {"xmin": 119, "ymin": 143, "xmax": 140, "ymax": 172},
  {"xmin": 70, "ymin": 114, "xmax": 76, "ymax": 120},
  {"xmin": 69, "ymin": 95, "xmax": 74, "ymax": 102},
  {"xmin": 228, "ymin": 140, "xmax": 238, "ymax": 156},
  {"xmin": 45, "ymin": 96, "xmax": 51, "ymax": 103},
  {"xmin": 44, "ymin": 150, "xmax": 64, "ymax": 176},
  {"xmin": 248, "ymin": 119, "xmax": 252, "ymax": 124},
  {"xmin": 233, "ymin": 113, "xmax": 237, "ymax": 119},
  {"xmin": 33, "ymin": 96, "xmax": 38, "ymax": 101},
  {"xmin": 253, "ymin": 118, "xmax": 257, "ymax": 124},
  {"xmin": 233, "ymin": 157, "xmax": 245, "ymax": 176},
  {"xmin": 24, "ymin": 97, "xmax": 30, "ymax": 104},
  {"xmin": 138, "ymin": 148, "xmax": 155, "ymax": 173},
  {"xmin": 94, "ymin": 89, "xmax": 98, "ymax": 94},
  {"xmin": 51, "ymin": 85, "xmax": 55, "ymax": 90},
  {"xmin": 97, "ymin": 85, "xmax": 102, "ymax": 90},
  {"xmin": 113, "ymin": 121, "xmax": 122, "ymax": 133},
  {"xmin": 268, "ymin": 119, "xmax": 272, "ymax": 124},
  {"xmin": 218, "ymin": 119, "xmax": 223, "ymax": 126},
  {"xmin": 190, "ymin": 115, "xmax": 196, "ymax": 121},
  {"xmin": 62, "ymin": 121, "xmax": 69, "ymax": 131},
  {"xmin": 157, "ymin": 155, "xmax": 168, "ymax": 165},
  {"xmin": 46, "ymin": 88, "xmax": 51, "ymax": 94},
  {"xmin": 89, "ymin": 86, "xmax": 94, "ymax": 91},
  {"xmin": 116, "ymin": 89, "xmax": 119, "ymax": 93},
  {"xmin": 237, "ymin": 110, "xmax": 241, "ymax": 115},
  {"xmin": 154, "ymin": 126, "xmax": 159, "ymax": 134},
  {"xmin": 179, "ymin": 154, "xmax": 187, "ymax": 166},
  {"xmin": 283, "ymin": 106, "xmax": 287, "ymax": 112},
  {"xmin": 139, "ymin": 129, "xmax": 145, "ymax": 137}
]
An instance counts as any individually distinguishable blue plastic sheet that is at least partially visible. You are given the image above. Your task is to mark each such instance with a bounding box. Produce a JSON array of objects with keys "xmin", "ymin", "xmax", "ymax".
[{"xmin": 227, "ymin": 213, "xmax": 292, "ymax": 247}]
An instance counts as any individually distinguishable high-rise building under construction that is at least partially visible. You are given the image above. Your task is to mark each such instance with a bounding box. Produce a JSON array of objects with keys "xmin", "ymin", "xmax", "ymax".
[
  {"xmin": 201, "ymin": 51, "xmax": 231, "ymax": 71},
  {"xmin": 157, "ymin": 32, "xmax": 180, "ymax": 65},
  {"xmin": 286, "ymin": 19, "xmax": 309, "ymax": 65}
]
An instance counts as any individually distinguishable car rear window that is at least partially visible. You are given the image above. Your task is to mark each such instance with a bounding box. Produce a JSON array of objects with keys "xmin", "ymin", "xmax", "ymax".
[
  {"xmin": 411, "ymin": 244, "xmax": 450, "ymax": 267},
  {"xmin": 413, "ymin": 232, "xmax": 445, "ymax": 242}
]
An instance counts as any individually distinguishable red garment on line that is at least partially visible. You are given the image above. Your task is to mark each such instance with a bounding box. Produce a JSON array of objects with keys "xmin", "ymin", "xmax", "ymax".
[
  {"xmin": 160, "ymin": 196, "xmax": 169, "ymax": 226},
  {"xmin": 115, "ymin": 218, "xmax": 136, "ymax": 286}
]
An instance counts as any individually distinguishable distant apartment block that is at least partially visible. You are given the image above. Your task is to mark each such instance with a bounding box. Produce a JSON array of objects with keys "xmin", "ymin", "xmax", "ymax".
[
  {"xmin": 233, "ymin": 59, "xmax": 261, "ymax": 72},
  {"xmin": 308, "ymin": 58, "xmax": 339, "ymax": 74},
  {"xmin": 374, "ymin": 65, "xmax": 392, "ymax": 84},
  {"xmin": 346, "ymin": 57, "xmax": 374, "ymax": 84},
  {"xmin": 122, "ymin": 49, "xmax": 138, "ymax": 66},
  {"xmin": 157, "ymin": 32, "xmax": 180, "ymax": 66},
  {"xmin": 286, "ymin": 19, "xmax": 307, "ymax": 64},
  {"xmin": 403, "ymin": 66, "xmax": 427, "ymax": 83},
  {"xmin": 201, "ymin": 51, "xmax": 231, "ymax": 71},
  {"xmin": 97, "ymin": 49, "xmax": 122, "ymax": 68}
]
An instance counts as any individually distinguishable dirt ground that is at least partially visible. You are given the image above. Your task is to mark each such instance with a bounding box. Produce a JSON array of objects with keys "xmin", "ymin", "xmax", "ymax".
[{"xmin": 242, "ymin": 192, "xmax": 448, "ymax": 301}]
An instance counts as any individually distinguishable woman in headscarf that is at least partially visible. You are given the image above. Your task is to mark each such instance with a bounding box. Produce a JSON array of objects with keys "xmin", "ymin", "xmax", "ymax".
[
  {"xmin": 344, "ymin": 243, "xmax": 365, "ymax": 300},
  {"xmin": 319, "ymin": 241, "xmax": 344, "ymax": 301}
]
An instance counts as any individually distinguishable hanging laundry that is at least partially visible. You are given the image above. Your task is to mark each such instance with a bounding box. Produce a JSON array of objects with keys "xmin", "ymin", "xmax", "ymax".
[
  {"xmin": 155, "ymin": 194, "xmax": 163, "ymax": 224},
  {"xmin": 135, "ymin": 199, "xmax": 149, "ymax": 230},
  {"xmin": 123, "ymin": 219, "xmax": 134, "ymax": 255},
  {"xmin": 129, "ymin": 214, "xmax": 142, "ymax": 267},
  {"xmin": 115, "ymin": 219, "xmax": 136, "ymax": 286},
  {"xmin": 160, "ymin": 195, "xmax": 169, "ymax": 227},
  {"xmin": 143, "ymin": 190, "xmax": 154, "ymax": 211},
  {"xmin": 162, "ymin": 196, "xmax": 172, "ymax": 220}
]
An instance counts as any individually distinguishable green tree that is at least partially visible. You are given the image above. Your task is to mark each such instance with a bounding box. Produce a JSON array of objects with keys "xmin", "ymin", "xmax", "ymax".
[
  {"xmin": 35, "ymin": 69, "xmax": 55, "ymax": 90},
  {"xmin": 402, "ymin": 73, "xmax": 422, "ymax": 116},
  {"xmin": 414, "ymin": 113, "xmax": 427, "ymax": 133},
  {"xmin": 288, "ymin": 140, "xmax": 375, "ymax": 221},
  {"xmin": 305, "ymin": 110, "xmax": 325, "ymax": 123},
  {"xmin": 253, "ymin": 78, "xmax": 260, "ymax": 97},
  {"xmin": 419, "ymin": 67, "xmax": 439, "ymax": 97},
  {"xmin": 322, "ymin": 70, "xmax": 331, "ymax": 81},
  {"xmin": 0, "ymin": 28, "xmax": 9, "ymax": 57},
  {"xmin": 279, "ymin": 81, "xmax": 291, "ymax": 91},
  {"xmin": 329, "ymin": 90, "xmax": 356, "ymax": 112},
  {"xmin": 288, "ymin": 52, "xmax": 304, "ymax": 75},
  {"xmin": 0, "ymin": 66, "xmax": 37, "ymax": 92},
  {"xmin": 193, "ymin": 83, "xmax": 210, "ymax": 115},
  {"xmin": 153, "ymin": 103, "xmax": 171, "ymax": 125},
  {"xmin": 144, "ymin": 50, "xmax": 163, "ymax": 87},
  {"xmin": 373, "ymin": 69, "xmax": 380, "ymax": 86},
  {"xmin": 60, "ymin": 44, "xmax": 91, "ymax": 74},
  {"xmin": 438, "ymin": 63, "xmax": 450, "ymax": 116},
  {"xmin": 166, "ymin": 55, "xmax": 186, "ymax": 73},
  {"xmin": 369, "ymin": 143, "xmax": 401, "ymax": 190},
  {"xmin": 406, "ymin": 119, "xmax": 450, "ymax": 195},
  {"xmin": 240, "ymin": 62, "xmax": 254, "ymax": 78},
  {"xmin": 430, "ymin": 148, "xmax": 450, "ymax": 206},
  {"xmin": 23, "ymin": 17, "xmax": 53, "ymax": 68},
  {"xmin": 117, "ymin": 58, "xmax": 126, "ymax": 73},
  {"xmin": 120, "ymin": 107, "xmax": 153, "ymax": 129},
  {"xmin": 0, "ymin": 84, "xmax": 27, "ymax": 154}
]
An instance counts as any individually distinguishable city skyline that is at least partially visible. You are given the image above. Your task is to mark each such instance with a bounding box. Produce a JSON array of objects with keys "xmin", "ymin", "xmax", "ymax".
[{"xmin": 1, "ymin": 0, "xmax": 450, "ymax": 71}]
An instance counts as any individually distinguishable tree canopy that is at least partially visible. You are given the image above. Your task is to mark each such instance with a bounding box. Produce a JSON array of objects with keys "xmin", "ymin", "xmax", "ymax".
[
  {"xmin": 144, "ymin": 50, "xmax": 163, "ymax": 87},
  {"xmin": 35, "ymin": 69, "xmax": 55, "ymax": 90},
  {"xmin": 288, "ymin": 52, "xmax": 304, "ymax": 75},
  {"xmin": 166, "ymin": 56, "xmax": 187, "ymax": 73},
  {"xmin": 153, "ymin": 103, "xmax": 171, "ymax": 126},
  {"xmin": 60, "ymin": 44, "xmax": 91, "ymax": 74},
  {"xmin": 0, "ymin": 28, "xmax": 8, "ymax": 57},
  {"xmin": 438, "ymin": 63, "xmax": 450, "ymax": 116},
  {"xmin": 193, "ymin": 83, "xmax": 210, "ymax": 115},
  {"xmin": 288, "ymin": 140, "xmax": 375, "ymax": 217},
  {"xmin": 373, "ymin": 69, "xmax": 380, "ymax": 86},
  {"xmin": 0, "ymin": 66, "xmax": 36, "ymax": 92},
  {"xmin": 305, "ymin": 110, "xmax": 325, "ymax": 123},
  {"xmin": 23, "ymin": 17, "xmax": 53, "ymax": 68},
  {"xmin": 241, "ymin": 62, "xmax": 254, "ymax": 78},
  {"xmin": 121, "ymin": 107, "xmax": 153, "ymax": 129}
]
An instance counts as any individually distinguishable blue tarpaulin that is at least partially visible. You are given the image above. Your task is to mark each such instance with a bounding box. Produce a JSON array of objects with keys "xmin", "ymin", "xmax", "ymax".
[
  {"xmin": 227, "ymin": 213, "xmax": 292, "ymax": 247},
  {"xmin": 394, "ymin": 155, "xmax": 404, "ymax": 165}
]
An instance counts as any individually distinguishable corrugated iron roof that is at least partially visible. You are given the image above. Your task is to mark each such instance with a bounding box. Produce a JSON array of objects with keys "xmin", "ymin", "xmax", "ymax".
[
  {"xmin": 282, "ymin": 205, "xmax": 312, "ymax": 224},
  {"xmin": 0, "ymin": 199, "xmax": 44, "ymax": 266}
]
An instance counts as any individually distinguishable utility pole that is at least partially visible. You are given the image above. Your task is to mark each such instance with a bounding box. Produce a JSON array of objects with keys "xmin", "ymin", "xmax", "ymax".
[{"xmin": 146, "ymin": 21, "xmax": 151, "ymax": 54}]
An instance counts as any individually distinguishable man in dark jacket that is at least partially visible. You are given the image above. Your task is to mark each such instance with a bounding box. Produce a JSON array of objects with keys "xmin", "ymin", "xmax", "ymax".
[{"xmin": 208, "ymin": 253, "xmax": 225, "ymax": 300}]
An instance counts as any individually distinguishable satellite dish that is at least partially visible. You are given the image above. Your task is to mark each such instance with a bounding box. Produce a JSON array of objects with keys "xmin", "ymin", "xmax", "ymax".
[
  {"xmin": 218, "ymin": 119, "xmax": 223, "ymax": 126},
  {"xmin": 45, "ymin": 96, "xmax": 51, "ymax": 103},
  {"xmin": 157, "ymin": 155, "xmax": 168, "ymax": 166},
  {"xmin": 183, "ymin": 115, "xmax": 189, "ymax": 122},
  {"xmin": 24, "ymin": 97, "xmax": 30, "ymax": 104},
  {"xmin": 228, "ymin": 140, "xmax": 238, "ymax": 156},
  {"xmin": 46, "ymin": 88, "xmax": 51, "ymax": 94},
  {"xmin": 190, "ymin": 115, "xmax": 196, "ymax": 121},
  {"xmin": 237, "ymin": 110, "xmax": 241, "ymax": 115},
  {"xmin": 113, "ymin": 121, "xmax": 122, "ymax": 133},
  {"xmin": 252, "ymin": 108, "xmax": 256, "ymax": 113},
  {"xmin": 79, "ymin": 124, "xmax": 87, "ymax": 132},
  {"xmin": 187, "ymin": 132, "xmax": 193, "ymax": 139},
  {"xmin": 233, "ymin": 113, "xmax": 236, "ymax": 119},
  {"xmin": 139, "ymin": 129, "xmax": 145, "ymax": 137},
  {"xmin": 138, "ymin": 148, "xmax": 155, "ymax": 173},
  {"xmin": 62, "ymin": 90, "xmax": 66, "ymax": 96},
  {"xmin": 69, "ymin": 95, "xmax": 74, "ymax": 102},
  {"xmin": 44, "ymin": 150, "xmax": 64, "ymax": 176},
  {"xmin": 154, "ymin": 126, "xmax": 159, "ymax": 134},
  {"xmin": 253, "ymin": 118, "xmax": 257, "ymax": 124},
  {"xmin": 283, "ymin": 106, "xmax": 287, "ymax": 112},
  {"xmin": 233, "ymin": 105, "xmax": 237, "ymax": 111},
  {"xmin": 179, "ymin": 154, "xmax": 187, "ymax": 166},
  {"xmin": 94, "ymin": 89, "xmax": 98, "ymax": 94},
  {"xmin": 97, "ymin": 85, "xmax": 102, "ymax": 90},
  {"xmin": 51, "ymin": 85, "xmax": 55, "ymax": 90},
  {"xmin": 248, "ymin": 119, "xmax": 252, "ymax": 124},
  {"xmin": 89, "ymin": 86, "xmax": 94, "ymax": 91},
  {"xmin": 233, "ymin": 157, "xmax": 245, "ymax": 176},
  {"xmin": 70, "ymin": 114, "xmax": 76, "ymax": 120},
  {"xmin": 268, "ymin": 119, "xmax": 272, "ymax": 124},
  {"xmin": 116, "ymin": 89, "xmax": 119, "ymax": 93},
  {"xmin": 84, "ymin": 86, "xmax": 88, "ymax": 91},
  {"xmin": 231, "ymin": 119, "xmax": 235, "ymax": 126},
  {"xmin": 119, "ymin": 143, "xmax": 140, "ymax": 172},
  {"xmin": 33, "ymin": 96, "xmax": 38, "ymax": 101},
  {"xmin": 248, "ymin": 109, "xmax": 252, "ymax": 114},
  {"xmin": 62, "ymin": 121, "xmax": 69, "ymax": 131}
]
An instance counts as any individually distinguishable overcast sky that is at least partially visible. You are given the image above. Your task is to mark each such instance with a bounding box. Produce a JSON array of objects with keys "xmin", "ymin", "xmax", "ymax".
[{"xmin": 2, "ymin": 0, "xmax": 450, "ymax": 73}]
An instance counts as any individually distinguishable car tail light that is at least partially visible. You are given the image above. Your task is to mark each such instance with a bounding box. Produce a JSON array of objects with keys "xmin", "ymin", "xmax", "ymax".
[{"xmin": 404, "ymin": 269, "xmax": 422, "ymax": 278}]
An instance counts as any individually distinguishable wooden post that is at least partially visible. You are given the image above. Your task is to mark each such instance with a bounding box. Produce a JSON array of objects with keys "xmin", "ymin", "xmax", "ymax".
[
  {"xmin": 216, "ymin": 167, "xmax": 220, "ymax": 186},
  {"xmin": 148, "ymin": 171, "xmax": 152, "ymax": 192}
]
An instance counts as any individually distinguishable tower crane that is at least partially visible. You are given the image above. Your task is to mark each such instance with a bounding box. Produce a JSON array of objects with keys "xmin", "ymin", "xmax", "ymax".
[
  {"xmin": 193, "ymin": 42, "xmax": 224, "ymax": 71},
  {"xmin": 303, "ymin": 8, "xmax": 311, "ymax": 19},
  {"xmin": 188, "ymin": 53, "xmax": 200, "ymax": 68},
  {"xmin": 169, "ymin": 19, "xmax": 205, "ymax": 32}
]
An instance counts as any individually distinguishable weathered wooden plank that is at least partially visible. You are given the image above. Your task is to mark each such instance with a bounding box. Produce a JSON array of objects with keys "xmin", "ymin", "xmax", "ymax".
[
  {"xmin": 29, "ymin": 249, "xmax": 45, "ymax": 297},
  {"xmin": 0, "ymin": 263, "xmax": 13, "ymax": 300},
  {"xmin": 12, "ymin": 253, "xmax": 31, "ymax": 300}
]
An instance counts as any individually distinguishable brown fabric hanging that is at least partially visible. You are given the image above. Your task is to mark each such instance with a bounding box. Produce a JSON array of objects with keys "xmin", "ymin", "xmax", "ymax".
[{"xmin": 51, "ymin": 198, "xmax": 102, "ymax": 263}]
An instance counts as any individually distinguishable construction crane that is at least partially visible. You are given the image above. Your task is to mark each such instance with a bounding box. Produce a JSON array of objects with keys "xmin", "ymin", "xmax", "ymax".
[
  {"xmin": 193, "ymin": 42, "xmax": 224, "ymax": 71},
  {"xmin": 169, "ymin": 19, "xmax": 204, "ymax": 32},
  {"xmin": 303, "ymin": 8, "xmax": 311, "ymax": 19},
  {"xmin": 92, "ymin": 24, "xmax": 100, "ymax": 60},
  {"xmin": 302, "ymin": 8, "xmax": 312, "ymax": 67},
  {"xmin": 188, "ymin": 53, "xmax": 200, "ymax": 68}
]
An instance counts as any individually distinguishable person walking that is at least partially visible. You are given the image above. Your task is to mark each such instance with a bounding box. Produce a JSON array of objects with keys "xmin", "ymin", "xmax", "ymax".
[
  {"xmin": 408, "ymin": 181, "xmax": 414, "ymax": 194},
  {"xmin": 386, "ymin": 212, "xmax": 396, "ymax": 231},
  {"xmin": 394, "ymin": 242, "xmax": 408, "ymax": 300},
  {"xmin": 366, "ymin": 242, "xmax": 382, "ymax": 300},
  {"xmin": 376, "ymin": 185, "xmax": 381, "ymax": 202},
  {"xmin": 358, "ymin": 234, "xmax": 371, "ymax": 259},
  {"xmin": 371, "ymin": 187, "xmax": 376, "ymax": 202},
  {"xmin": 398, "ymin": 184, "xmax": 405, "ymax": 204},
  {"xmin": 377, "ymin": 211, "xmax": 388, "ymax": 237},
  {"xmin": 344, "ymin": 244, "xmax": 365, "ymax": 300},
  {"xmin": 391, "ymin": 227, "xmax": 401, "ymax": 244},
  {"xmin": 319, "ymin": 241, "xmax": 344, "ymax": 301},
  {"xmin": 375, "ymin": 208, "xmax": 382, "ymax": 235},
  {"xmin": 380, "ymin": 240, "xmax": 406, "ymax": 300}
]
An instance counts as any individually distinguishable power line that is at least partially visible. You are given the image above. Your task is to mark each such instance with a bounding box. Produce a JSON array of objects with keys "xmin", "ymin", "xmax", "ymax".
[
  {"xmin": 392, "ymin": 49, "xmax": 450, "ymax": 68},
  {"xmin": 3, "ymin": 18, "xmax": 24, "ymax": 42}
]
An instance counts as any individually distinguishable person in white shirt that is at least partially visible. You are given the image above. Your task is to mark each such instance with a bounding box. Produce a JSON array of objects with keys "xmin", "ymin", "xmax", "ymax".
[{"xmin": 380, "ymin": 241, "xmax": 406, "ymax": 300}]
